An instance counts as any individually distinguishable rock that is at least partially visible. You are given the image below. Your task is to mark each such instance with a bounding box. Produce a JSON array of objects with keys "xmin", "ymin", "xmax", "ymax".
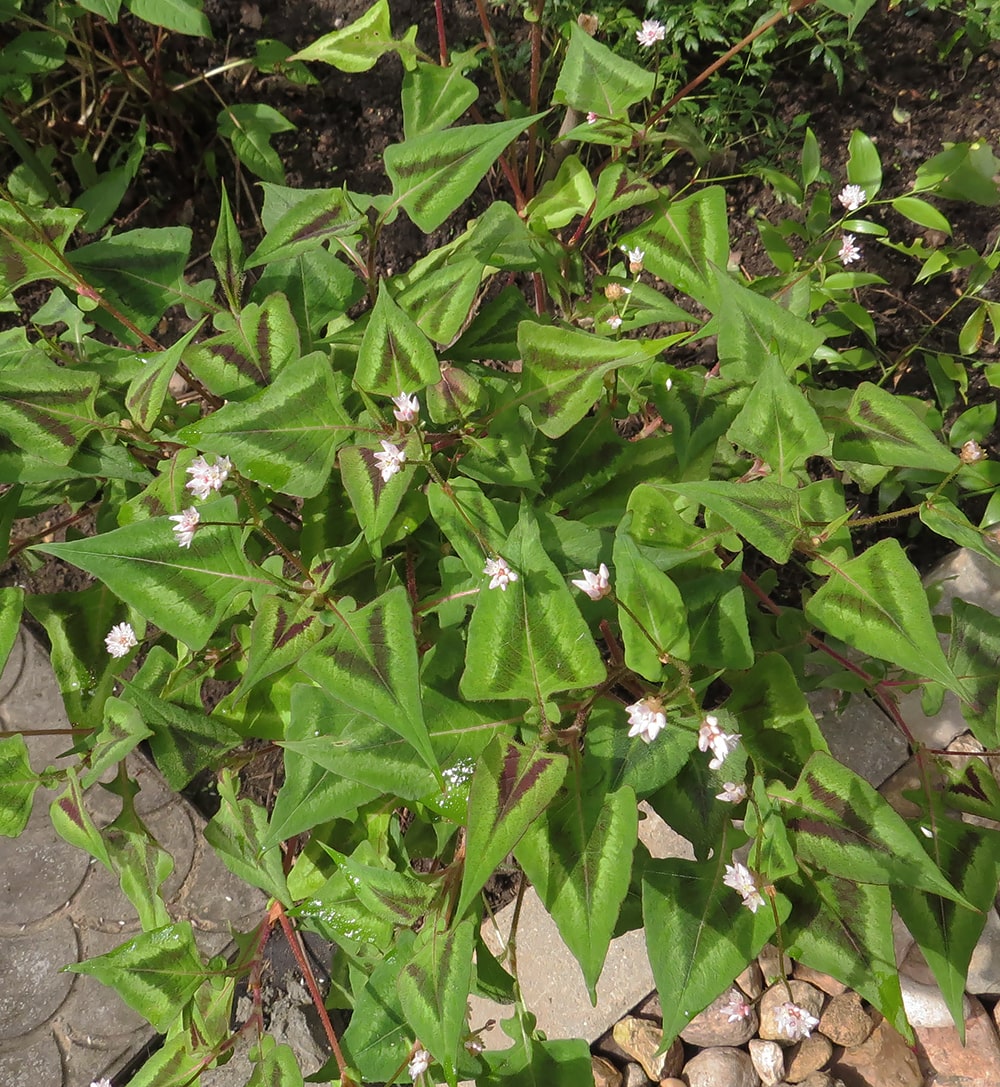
[
  {"xmin": 738, "ymin": 961, "xmax": 765, "ymax": 1000},
  {"xmin": 818, "ymin": 992, "xmax": 873, "ymax": 1047},
  {"xmin": 785, "ymin": 1033, "xmax": 834, "ymax": 1082},
  {"xmin": 967, "ymin": 907, "xmax": 1000, "ymax": 997},
  {"xmin": 683, "ymin": 1046, "xmax": 761, "ymax": 1087},
  {"xmin": 830, "ymin": 1020, "xmax": 922, "ymax": 1087},
  {"xmin": 759, "ymin": 982, "xmax": 825, "ymax": 1044},
  {"xmin": 622, "ymin": 1061, "xmax": 649, "ymax": 1087},
  {"xmin": 680, "ymin": 986, "xmax": 758, "ymax": 1047},
  {"xmin": 592, "ymin": 1054, "xmax": 623, "ymax": 1087},
  {"xmin": 795, "ymin": 1075, "xmax": 843, "ymax": 1087},
  {"xmin": 807, "ymin": 687, "xmax": 909, "ymax": 788},
  {"xmin": 924, "ymin": 1077, "xmax": 980, "ymax": 1087},
  {"xmin": 749, "ymin": 1038, "xmax": 785, "ymax": 1086},
  {"xmin": 759, "ymin": 945, "xmax": 794, "ymax": 985},
  {"xmin": 659, "ymin": 1081, "xmax": 686, "ymax": 1087},
  {"xmin": 900, "ymin": 974, "xmax": 971, "ymax": 1028},
  {"xmin": 915, "ymin": 995, "xmax": 1000, "ymax": 1083},
  {"xmin": 612, "ymin": 1019, "xmax": 682, "ymax": 1081},
  {"xmin": 791, "ymin": 963, "xmax": 847, "ymax": 997}
]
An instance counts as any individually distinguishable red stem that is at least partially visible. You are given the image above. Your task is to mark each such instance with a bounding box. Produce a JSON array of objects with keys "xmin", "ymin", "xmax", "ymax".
[{"xmin": 434, "ymin": 0, "xmax": 448, "ymax": 66}]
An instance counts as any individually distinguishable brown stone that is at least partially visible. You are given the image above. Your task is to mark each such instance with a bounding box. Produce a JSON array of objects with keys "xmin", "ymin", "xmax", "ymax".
[
  {"xmin": 915, "ymin": 995, "xmax": 1000, "ymax": 1084},
  {"xmin": 749, "ymin": 1038, "xmax": 785, "ymax": 1086},
  {"xmin": 786, "ymin": 1033, "xmax": 834, "ymax": 1082},
  {"xmin": 830, "ymin": 1020, "xmax": 922, "ymax": 1087},
  {"xmin": 680, "ymin": 986, "xmax": 758, "ymax": 1047},
  {"xmin": 611, "ymin": 1018, "xmax": 682, "ymax": 1081},
  {"xmin": 792, "ymin": 963, "xmax": 848, "ymax": 997},
  {"xmin": 592, "ymin": 1054, "xmax": 623, "ymax": 1087},
  {"xmin": 683, "ymin": 1047, "xmax": 761, "ymax": 1087},
  {"xmin": 818, "ymin": 992, "xmax": 873, "ymax": 1047}
]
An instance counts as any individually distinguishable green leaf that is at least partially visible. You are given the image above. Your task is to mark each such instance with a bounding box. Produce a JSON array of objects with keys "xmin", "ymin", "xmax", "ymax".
[
  {"xmin": 612, "ymin": 533, "xmax": 688, "ymax": 680},
  {"xmin": 0, "ymin": 353, "xmax": 99, "ymax": 464},
  {"xmin": 518, "ymin": 321, "xmax": 669, "ymax": 438},
  {"xmin": 233, "ymin": 594, "xmax": 325, "ymax": 698},
  {"xmin": 801, "ymin": 127, "xmax": 821, "ymax": 188},
  {"xmin": 126, "ymin": 320, "xmax": 204, "ymax": 433},
  {"xmin": 339, "ymin": 933, "xmax": 413, "ymax": 1079},
  {"xmin": 684, "ymin": 566, "xmax": 753, "ymax": 671},
  {"xmin": 893, "ymin": 816, "xmax": 1000, "ymax": 1037},
  {"xmin": 126, "ymin": 0, "xmax": 210, "ymax": 35},
  {"xmin": 915, "ymin": 142, "xmax": 1000, "ymax": 206},
  {"xmin": 401, "ymin": 59, "xmax": 479, "ymax": 137},
  {"xmin": 217, "ymin": 104, "xmax": 294, "ymax": 184},
  {"xmin": 479, "ymin": 1034, "xmax": 593, "ymax": 1087},
  {"xmin": 460, "ymin": 505, "xmax": 605, "ymax": 705},
  {"xmin": 846, "ymin": 129, "xmax": 882, "ymax": 198},
  {"xmin": 949, "ymin": 599, "xmax": 1000, "ymax": 748},
  {"xmin": 397, "ymin": 917, "xmax": 475, "ymax": 1081},
  {"xmin": 919, "ymin": 498, "xmax": 1000, "ymax": 572},
  {"xmin": 122, "ymin": 681, "xmax": 241, "ymax": 789},
  {"xmin": 783, "ymin": 872, "xmax": 907, "ymax": 1038},
  {"xmin": 959, "ymin": 304, "xmax": 986, "ymax": 356},
  {"xmin": 458, "ymin": 737, "xmax": 567, "ymax": 918},
  {"xmin": 355, "ymin": 280, "xmax": 441, "ymax": 395},
  {"xmin": 82, "ymin": 697, "xmax": 154, "ymax": 788},
  {"xmin": 339, "ymin": 434, "xmax": 419, "ymax": 554},
  {"xmin": 0, "ymin": 733, "xmax": 40, "ymax": 837},
  {"xmin": 427, "ymin": 477, "xmax": 506, "ymax": 577},
  {"xmin": 265, "ymin": 687, "xmax": 381, "ymax": 845},
  {"xmin": 246, "ymin": 1036, "xmax": 306, "ymax": 1087},
  {"xmin": 666, "ymin": 480, "xmax": 804, "ymax": 563},
  {"xmin": 204, "ymin": 769, "xmax": 289, "ymax": 902},
  {"xmin": 643, "ymin": 844, "xmax": 784, "ymax": 1045},
  {"xmin": 827, "ymin": 381, "xmax": 956, "ymax": 472},
  {"xmin": 891, "ymin": 196, "xmax": 951, "ymax": 234},
  {"xmin": 623, "ymin": 187, "xmax": 729, "ymax": 308},
  {"xmin": 183, "ymin": 292, "xmax": 301, "ymax": 400},
  {"xmin": 385, "ymin": 112, "xmax": 543, "ymax": 233},
  {"xmin": 69, "ymin": 227, "xmax": 191, "ymax": 338},
  {"xmin": 50, "ymin": 768, "xmax": 112, "ymax": 869},
  {"xmin": 65, "ymin": 921, "xmax": 207, "ymax": 1032},
  {"xmin": 323, "ymin": 845, "xmax": 435, "ymax": 925},
  {"xmin": 298, "ymin": 587, "xmax": 439, "ymax": 775},
  {"xmin": 396, "ymin": 257, "xmax": 484, "ymax": 345},
  {"xmin": 0, "ymin": 200, "xmax": 81, "ymax": 295},
  {"xmin": 34, "ymin": 496, "xmax": 263, "ymax": 649},
  {"xmin": 516, "ymin": 776, "xmax": 637, "ymax": 1001},
  {"xmin": 725, "ymin": 653, "xmax": 829, "ymax": 785},
  {"xmin": 244, "ymin": 187, "xmax": 365, "ymax": 270},
  {"xmin": 773, "ymin": 752, "xmax": 973, "ymax": 904},
  {"xmin": 805, "ymin": 538, "xmax": 961, "ymax": 693},
  {"xmin": 291, "ymin": 0, "xmax": 414, "ymax": 72},
  {"xmin": 177, "ymin": 353, "xmax": 351, "ymax": 497},
  {"xmin": 525, "ymin": 154, "xmax": 596, "ymax": 231},
  {"xmin": 211, "ymin": 184, "xmax": 245, "ymax": 309},
  {"xmin": 553, "ymin": 24, "xmax": 654, "ymax": 116},
  {"xmin": 727, "ymin": 357, "xmax": 829, "ymax": 483}
]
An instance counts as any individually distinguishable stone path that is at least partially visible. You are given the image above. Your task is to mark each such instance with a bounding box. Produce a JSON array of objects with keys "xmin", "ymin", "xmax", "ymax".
[{"xmin": 0, "ymin": 628, "xmax": 265, "ymax": 1087}]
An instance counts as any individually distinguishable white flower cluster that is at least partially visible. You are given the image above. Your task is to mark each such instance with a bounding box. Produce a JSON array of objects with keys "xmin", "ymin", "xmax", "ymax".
[
  {"xmin": 625, "ymin": 697, "xmax": 666, "ymax": 744},
  {"xmin": 723, "ymin": 861, "xmax": 765, "ymax": 914},
  {"xmin": 698, "ymin": 714, "xmax": 741, "ymax": 769},
  {"xmin": 773, "ymin": 1001, "xmax": 820, "ymax": 1041},
  {"xmin": 185, "ymin": 454, "xmax": 231, "ymax": 500},
  {"xmin": 105, "ymin": 622, "xmax": 137, "ymax": 659},
  {"xmin": 636, "ymin": 19, "xmax": 665, "ymax": 47},
  {"xmin": 374, "ymin": 439, "xmax": 406, "ymax": 483},
  {"xmin": 571, "ymin": 563, "xmax": 611, "ymax": 601},
  {"xmin": 484, "ymin": 556, "xmax": 518, "ymax": 592}
]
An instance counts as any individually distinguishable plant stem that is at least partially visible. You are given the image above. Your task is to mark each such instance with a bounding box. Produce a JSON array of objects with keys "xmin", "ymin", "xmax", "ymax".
[
  {"xmin": 434, "ymin": 0, "xmax": 448, "ymax": 66},
  {"xmin": 525, "ymin": 0, "xmax": 545, "ymax": 202}
]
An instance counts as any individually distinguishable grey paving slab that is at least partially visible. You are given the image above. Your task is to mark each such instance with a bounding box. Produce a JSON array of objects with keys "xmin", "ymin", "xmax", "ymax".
[
  {"xmin": 0, "ymin": 628, "xmax": 268, "ymax": 1087},
  {"xmin": 807, "ymin": 688, "xmax": 910, "ymax": 788}
]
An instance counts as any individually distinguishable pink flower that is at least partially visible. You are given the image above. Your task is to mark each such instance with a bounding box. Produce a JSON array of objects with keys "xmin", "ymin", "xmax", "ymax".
[
  {"xmin": 185, "ymin": 454, "xmax": 231, "ymax": 500},
  {"xmin": 571, "ymin": 564, "xmax": 611, "ymax": 600},
  {"xmin": 105, "ymin": 623, "xmax": 137, "ymax": 659},
  {"xmin": 698, "ymin": 714, "xmax": 741, "ymax": 769},
  {"xmin": 838, "ymin": 234, "xmax": 862, "ymax": 265},
  {"xmin": 838, "ymin": 184, "xmax": 867, "ymax": 211},
  {"xmin": 169, "ymin": 506, "xmax": 199, "ymax": 548},
  {"xmin": 720, "ymin": 989, "xmax": 753, "ymax": 1022},
  {"xmin": 391, "ymin": 391, "xmax": 420, "ymax": 424},
  {"xmin": 607, "ymin": 315, "xmax": 623, "ymax": 331},
  {"xmin": 408, "ymin": 1047, "xmax": 432, "ymax": 1078},
  {"xmin": 716, "ymin": 781, "xmax": 747, "ymax": 804},
  {"xmin": 626, "ymin": 697, "xmax": 666, "ymax": 744},
  {"xmin": 636, "ymin": 19, "xmax": 666, "ymax": 47},
  {"xmin": 723, "ymin": 861, "xmax": 765, "ymax": 913},
  {"xmin": 586, "ymin": 111, "xmax": 598, "ymax": 124},
  {"xmin": 373, "ymin": 439, "xmax": 406, "ymax": 482},
  {"xmin": 484, "ymin": 556, "xmax": 518, "ymax": 592},
  {"xmin": 773, "ymin": 1001, "xmax": 820, "ymax": 1041}
]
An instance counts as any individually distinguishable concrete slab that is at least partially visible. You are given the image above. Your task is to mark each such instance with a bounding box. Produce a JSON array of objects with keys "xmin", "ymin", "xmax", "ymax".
[
  {"xmin": 0, "ymin": 628, "xmax": 267, "ymax": 1086},
  {"xmin": 807, "ymin": 688, "xmax": 910, "ymax": 788}
]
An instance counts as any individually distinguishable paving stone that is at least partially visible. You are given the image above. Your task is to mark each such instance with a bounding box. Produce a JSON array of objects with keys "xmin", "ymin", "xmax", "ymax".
[
  {"xmin": 0, "ymin": 628, "xmax": 269, "ymax": 1086},
  {"xmin": 806, "ymin": 689, "xmax": 909, "ymax": 788}
]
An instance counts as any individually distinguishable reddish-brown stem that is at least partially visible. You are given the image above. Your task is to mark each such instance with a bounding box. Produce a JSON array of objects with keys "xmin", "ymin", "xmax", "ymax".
[
  {"xmin": 273, "ymin": 902, "xmax": 356, "ymax": 1085},
  {"xmin": 531, "ymin": 271, "xmax": 545, "ymax": 314},
  {"xmin": 646, "ymin": 0, "xmax": 818, "ymax": 131},
  {"xmin": 434, "ymin": 0, "xmax": 448, "ymax": 65},
  {"xmin": 566, "ymin": 199, "xmax": 597, "ymax": 249},
  {"xmin": 525, "ymin": 0, "xmax": 545, "ymax": 201}
]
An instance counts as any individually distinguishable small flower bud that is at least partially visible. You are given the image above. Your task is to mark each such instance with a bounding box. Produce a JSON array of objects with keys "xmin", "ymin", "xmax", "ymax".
[
  {"xmin": 961, "ymin": 439, "xmax": 987, "ymax": 464},
  {"xmin": 604, "ymin": 282, "xmax": 626, "ymax": 302}
]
